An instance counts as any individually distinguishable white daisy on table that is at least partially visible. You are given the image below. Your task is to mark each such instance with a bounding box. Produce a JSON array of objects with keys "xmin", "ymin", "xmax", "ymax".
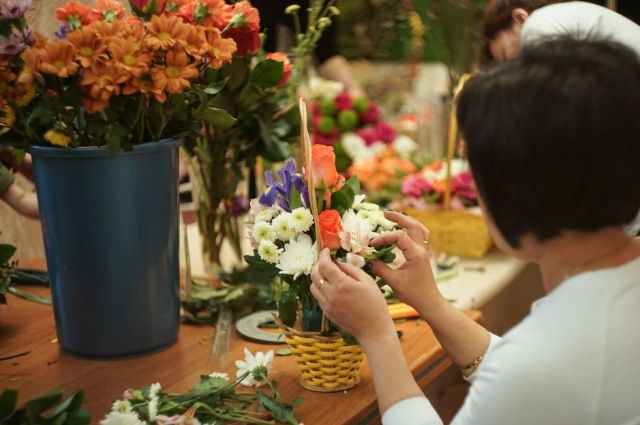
[
  {"xmin": 100, "ymin": 410, "xmax": 146, "ymax": 425},
  {"xmin": 235, "ymin": 348, "xmax": 274, "ymax": 387},
  {"xmin": 208, "ymin": 371, "xmax": 229, "ymax": 381}
]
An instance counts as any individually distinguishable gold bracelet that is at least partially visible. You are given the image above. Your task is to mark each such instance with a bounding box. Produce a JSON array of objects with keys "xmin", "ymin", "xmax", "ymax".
[{"xmin": 460, "ymin": 352, "xmax": 485, "ymax": 371}]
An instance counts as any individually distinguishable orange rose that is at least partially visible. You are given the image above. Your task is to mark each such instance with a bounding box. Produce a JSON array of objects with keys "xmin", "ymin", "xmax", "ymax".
[
  {"xmin": 318, "ymin": 209, "xmax": 342, "ymax": 250},
  {"xmin": 311, "ymin": 144, "xmax": 339, "ymax": 188}
]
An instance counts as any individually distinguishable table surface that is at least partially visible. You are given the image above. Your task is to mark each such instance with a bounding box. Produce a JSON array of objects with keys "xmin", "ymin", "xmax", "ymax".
[{"xmin": 0, "ymin": 264, "xmax": 481, "ymax": 425}]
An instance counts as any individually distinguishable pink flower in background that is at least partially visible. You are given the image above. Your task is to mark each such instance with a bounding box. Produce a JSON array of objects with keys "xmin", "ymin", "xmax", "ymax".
[
  {"xmin": 313, "ymin": 131, "xmax": 339, "ymax": 146},
  {"xmin": 402, "ymin": 174, "xmax": 432, "ymax": 198},
  {"xmin": 452, "ymin": 171, "xmax": 477, "ymax": 200},
  {"xmin": 0, "ymin": 0, "xmax": 32, "ymax": 20},
  {"xmin": 360, "ymin": 101, "xmax": 380, "ymax": 124},
  {"xmin": 356, "ymin": 127, "xmax": 379, "ymax": 146},
  {"xmin": 334, "ymin": 91, "xmax": 353, "ymax": 111},
  {"xmin": 375, "ymin": 121, "xmax": 396, "ymax": 143},
  {"xmin": 0, "ymin": 33, "xmax": 25, "ymax": 55}
]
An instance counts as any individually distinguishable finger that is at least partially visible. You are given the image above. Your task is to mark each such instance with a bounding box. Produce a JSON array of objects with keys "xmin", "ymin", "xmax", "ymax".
[
  {"xmin": 370, "ymin": 230, "xmax": 422, "ymax": 261},
  {"xmin": 371, "ymin": 260, "xmax": 396, "ymax": 285},
  {"xmin": 336, "ymin": 260, "xmax": 371, "ymax": 282},
  {"xmin": 310, "ymin": 280, "xmax": 329, "ymax": 306},
  {"xmin": 317, "ymin": 249, "xmax": 356, "ymax": 286},
  {"xmin": 311, "ymin": 262, "xmax": 323, "ymax": 286},
  {"xmin": 384, "ymin": 211, "xmax": 430, "ymax": 241}
]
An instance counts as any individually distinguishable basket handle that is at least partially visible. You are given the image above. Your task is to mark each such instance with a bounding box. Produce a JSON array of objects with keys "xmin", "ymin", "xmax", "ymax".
[
  {"xmin": 443, "ymin": 73, "xmax": 471, "ymax": 210},
  {"xmin": 299, "ymin": 98, "xmax": 330, "ymax": 333}
]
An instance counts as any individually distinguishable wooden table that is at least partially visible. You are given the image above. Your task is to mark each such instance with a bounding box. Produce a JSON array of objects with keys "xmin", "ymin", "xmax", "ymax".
[{"xmin": 0, "ymin": 268, "xmax": 481, "ymax": 425}]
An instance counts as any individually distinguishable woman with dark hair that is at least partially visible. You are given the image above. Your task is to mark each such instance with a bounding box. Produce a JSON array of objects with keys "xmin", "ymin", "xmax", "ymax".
[
  {"xmin": 480, "ymin": 0, "xmax": 640, "ymax": 63},
  {"xmin": 309, "ymin": 38, "xmax": 640, "ymax": 425}
]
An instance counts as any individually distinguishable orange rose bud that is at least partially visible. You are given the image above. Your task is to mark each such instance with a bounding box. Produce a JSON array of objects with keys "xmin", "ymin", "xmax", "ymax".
[
  {"xmin": 318, "ymin": 209, "xmax": 342, "ymax": 250},
  {"xmin": 311, "ymin": 144, "xmax": 339, "ymax": 188}
]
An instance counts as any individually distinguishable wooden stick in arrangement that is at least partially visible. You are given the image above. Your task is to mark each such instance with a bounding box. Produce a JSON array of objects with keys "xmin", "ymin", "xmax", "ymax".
[
  {"xmin": 444, "ymin": 73, "xmax": 471, "ymax": 210},
  {"xmin": 298, "ymin": 98, "xmax": 330, "ymax": 333}
]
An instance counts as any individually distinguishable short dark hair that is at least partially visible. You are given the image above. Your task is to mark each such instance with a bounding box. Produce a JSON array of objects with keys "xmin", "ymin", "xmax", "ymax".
[
  {"xmin": 458, "ymin": 38, "xmax": 640, "ymax": 248},
  {"xmin": 479, "ymin": 0, "xmax": 563, "ymax": 65}
]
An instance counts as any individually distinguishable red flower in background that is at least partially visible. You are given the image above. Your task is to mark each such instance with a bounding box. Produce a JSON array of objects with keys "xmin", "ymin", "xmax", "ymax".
[
  {"xmin": 360, "ymin": 101, "xmax": 380, "ymax": 123},
  {"xmin": 224, "ymin": 1, "xmax": 260, "ymax": 55},
  {"xmin": 356, "ymin": 127, "xmax": 379, "ymax": 146},
  {"xmin": 375, "ymin": 121, "xmax": 396, "ymax": 143},
  {"xmin": 334, "ymin": 91, "xmax": 353, "ymax": 111},
  {"xmin": 130, "ymin": 0, "xmax": 167, "ymax": 15},
  {"xmin": 266, "ymin": 52, "xmax": 292, "ymax": 87},
  {"xmin": 56, "ymin": 1, "xmax": 94, "ymax": 30}
]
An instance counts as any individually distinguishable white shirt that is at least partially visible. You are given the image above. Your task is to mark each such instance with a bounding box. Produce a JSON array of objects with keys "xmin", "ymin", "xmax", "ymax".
[
  {"xmin": 382, "ymin": 256, "xmax": 640, "ymax": 425},
  {"xmin": 521, "ymin": 1, "xmax": 640, "ymax": 57}
]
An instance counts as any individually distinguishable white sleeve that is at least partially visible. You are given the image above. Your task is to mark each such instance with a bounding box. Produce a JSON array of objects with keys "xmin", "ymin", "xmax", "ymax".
[
  {"xmin": 382, "ymin": 397, "xmax": 443, "ymax": 425},
  {"xmin": 381, "ymin": 333, "xmax": 502, "ymax": 425},
  {"xmin": 465, "ymin": 333, "xmax": 502, "ymax": 383}
]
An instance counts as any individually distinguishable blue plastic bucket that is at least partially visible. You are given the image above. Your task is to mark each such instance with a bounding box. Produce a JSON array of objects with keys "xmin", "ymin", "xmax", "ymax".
[{"xmin": 30, "ymin": 139, "xmax": 180, "ymax": 358}]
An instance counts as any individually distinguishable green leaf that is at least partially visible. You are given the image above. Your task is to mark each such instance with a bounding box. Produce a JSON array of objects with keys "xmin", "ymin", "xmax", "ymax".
[
  {"xmin": 330, "ymin": 191, "xmax": 350, "ymax": 214},
  {"xmin": 25, "ymin": 391, "xmax": 63, "ymax": 421},
  {"xmin": 333, "ymin": 142, "xmax": 352, "ymax": 172},
  {"xmin": 275, "ymin": 348, "xmax": 292, "ymax": 356},
  {"xmin": 289, "ymin": 185, "xmax": 303, "ymax": 210},
  {"xmin": 0, "ymin": 389, "xmax": 18, "ymax": 418},
  {"xmin": 251, "ymin": 60, "xmax": 284, "ymax": 90},
  {"xmin": 104, "ymin": 124, "xmax": 129, "ymax": 154},
  {"xmin": 202, "ymin": 78, "xmax": 228, "ymax": 95},
  {"xmin": 220, "ymin": 56, "xmax": 250, "ymax": 90},
  {"xmin": 8, "ymin": 287, "xmax": 52, "ymax": 304},
  {"xmin": 256, "ymin": 391, "xmax": 301, "ymax": 425},
  {"xmin": 199, "ymin": 107, "xmax": 237, "ymax": 128},
  {"xmin": 47, "ymin": 391, "xmax": 84, "ymax": 419},
  {"xmin": 345, "ymin": 176, "xmax": 361, "ymax": 194},
  {"xmin": 0, "ymin": 244, "xmax": 16, "ymax": 264}
]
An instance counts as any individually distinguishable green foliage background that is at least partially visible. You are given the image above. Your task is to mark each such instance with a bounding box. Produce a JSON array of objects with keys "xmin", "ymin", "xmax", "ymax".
[{"xmin": 337, "ymin": 0, "xmax": 486, "ymax": 75}]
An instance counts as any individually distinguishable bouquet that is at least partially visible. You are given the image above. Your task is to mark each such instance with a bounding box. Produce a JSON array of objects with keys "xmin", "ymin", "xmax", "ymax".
[
  {"xmin": 310, "ymin": 89, "xmax": 419, "ymax": 172},
  {"xmin": 245, "ymin": 144, "xmax": 397, "ymax": 336},
  {"xmin": 399, "ymin": 158, "xmax": 478, "ymax": 210},
  {"xmin": 0, "ymin": 0, "xmax": 293, "ymax": 153}
]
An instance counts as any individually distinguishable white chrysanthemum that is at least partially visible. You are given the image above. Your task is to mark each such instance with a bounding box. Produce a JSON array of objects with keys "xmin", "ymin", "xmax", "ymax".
[
  {"xmin": 309, "ymin": 76, "xmax": 345, "ymax": 99},
  {"xmin": 272, "ymin": 212, "xmax": 297, "ymax": 241},
  {"xmin": 360, "ymin": 210, "xmax": 395, "ymax": 231},
  {"xmin": 351, "ymin": 194, "xmax": 366, "ymax": 209},
  {"xmin": 290, "ymin": 207, "xmax": 314, "ymax": 233},
  {"xmin": 424, "ymin": 158, "xmax": 469, "ymax": 181},
  {"xmin": 111, "ymin": 400, "xmax": 132, "ymax": 413},
  {"xmin": 253, "ymin": 221, "xmax": 275, "ymax": 244},
  {"xmin": 148, "ymin": 383, "xmax": 161, "ymax": 398},
  {"xmin": 235, "ymin": 348, "xmax": 274, "ymax": 387},
  {"xmin": 258, "ymin": 240, "xmax": 280, "ymax": 264},
  {"xmin": 392, "ymin": 134, "xmax": 418, "ymax": 158},
  {"xmin": 341, "ymin": 132, "xmax": 367, "ymax": 161},
  {"xmin": 256, "ymin": 207, "xmax": 278, "ymax": 223},
  {"xmin": 276, "ymin": 233, "xmax": 318, "ymax": 279},
  {"xmin": 148, "ymin": 397, "xmax": 158, "ymax": 421},
  {"xmin": 208, "ymin": 371, "xmax": 229, "ymax": 380},
  {"xmin": 100, "ymin": 411, "xmax": 146, "ymax": 425},
  {"xmin": 354, "ymin": 201, "xmax": 380, "ymax": 211},
  {"xmin": 340, "ymin": 210, "xmax": 372, "ymax": 254}
]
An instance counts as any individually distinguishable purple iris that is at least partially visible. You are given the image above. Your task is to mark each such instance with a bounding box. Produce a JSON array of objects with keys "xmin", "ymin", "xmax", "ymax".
[
  {"xmin": 55, "ymin": 24, "xmax": 69, "ymax": 40},
  {"xmin": 258, "ymin": 159, "xmax": 308, "ymax": 210},
  {"xmin": 230, "ymin": 195, "xmax": 250, "ymax": 217}
]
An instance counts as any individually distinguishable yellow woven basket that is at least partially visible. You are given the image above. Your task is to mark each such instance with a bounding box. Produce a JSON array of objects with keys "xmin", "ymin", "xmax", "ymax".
[
  {"xmin": 405, "ymin": 74, "xmax": 493, "ymax": 258},
  {"xmin": 405, "ymin": 208, "xmax": 492, "ymax": 258},
  {"xmin": 282, "ymin": 326, "xmax": 365, "ymax": 392}
]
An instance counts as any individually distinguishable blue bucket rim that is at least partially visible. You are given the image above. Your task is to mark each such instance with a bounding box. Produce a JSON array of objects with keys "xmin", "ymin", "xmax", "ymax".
[{"xmin": 29, "ymin": 138, "xmax": 181, "ymax": 158}]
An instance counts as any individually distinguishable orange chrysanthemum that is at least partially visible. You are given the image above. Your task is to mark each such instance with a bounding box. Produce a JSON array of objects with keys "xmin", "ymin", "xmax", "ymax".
[
  {"xmin": 123, "ymin": 76, "xmax": 165, "ymax": 102},
  {"xmin": 180, "ymin": 0, "xmax": 233, "ymax": 29},
  {"xmin": 81, "ymin": 61, "xmax": 129, "ymax": 113},
  {"xmin": 145, "ymin": 15, "xmax": 190, "ymax": 51},
  {"xmin": 66, "ymin": 26, "xmax": 107, "ymax": 68},
  {"xmin": 203, "ymin": 27, "xmax": 235, "ymax": 69},
  {"xmin": 39, "ymin": 40, "xmax": 79, "ymax": 78},
  {"xmin": 183, "ymin": 25, "xmax": 208, "ymax": 59},
  {"xmin": 109, "ymin": 37, "xmax": 151, "ymax": 78},
  {"xmin": 150, "ymin": 50, "xmax": 198, "ymax": 98},
  {"xmin": 56, "ymin": 1, "xmax": 93, "ymax": 30},
  {"xmin": 91, "ymin": 20, "xmax": 126, "ymax": 43},
  {"xmin": 93, "ymin": 0, "xmax": 126, "ymax": 22},
  {"xmin": 17, "ymin": 48, "xmax": 44, "ymax": 85},
  {"xmin": 33, "ymin": 32, "xmax": 48, "ymax": 49}
]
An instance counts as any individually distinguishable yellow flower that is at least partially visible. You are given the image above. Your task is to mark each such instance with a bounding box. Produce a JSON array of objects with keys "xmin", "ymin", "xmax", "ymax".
[
  {"xmin": 15, "ymin": 83, "xmax": 37, "ymax": 107},
  {"xmin": 44, "ymin": 129, "xmax": 71, "ymax": 147},
  {"xmin": 0, "ymin": 105, "xmax": 16, "ymax": 128}
]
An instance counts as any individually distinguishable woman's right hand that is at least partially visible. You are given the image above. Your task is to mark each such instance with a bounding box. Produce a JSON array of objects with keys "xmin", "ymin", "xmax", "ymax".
[{"xmin": 371, "ymin": 211, "xmax": 445, "ymax": 314}]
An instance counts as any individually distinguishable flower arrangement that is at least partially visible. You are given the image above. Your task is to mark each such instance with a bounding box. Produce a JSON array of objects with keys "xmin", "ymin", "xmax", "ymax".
[
  {"xmin": 0, "ymin": 243, "xmax": 17, "ymax": 304},
  {"xmin": 399, "ymin": 158, "xmax": 478, "ymax": 210},
  {"xmin": 310, "ymin": 90, "xmax": 418, "ymax": 171},
  {"xmin": 101, "ymin": 348, "xmax": 303, "ymax": 425},
  {"xmin": 244, "ymin": 144, "xmax": 397, "ymax": 334}
]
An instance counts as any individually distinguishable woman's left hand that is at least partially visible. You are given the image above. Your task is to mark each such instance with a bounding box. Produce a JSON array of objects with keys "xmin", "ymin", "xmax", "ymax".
[{"xmin": 310, "ymin": 248, "xmax": 395, "ymax": 346}]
